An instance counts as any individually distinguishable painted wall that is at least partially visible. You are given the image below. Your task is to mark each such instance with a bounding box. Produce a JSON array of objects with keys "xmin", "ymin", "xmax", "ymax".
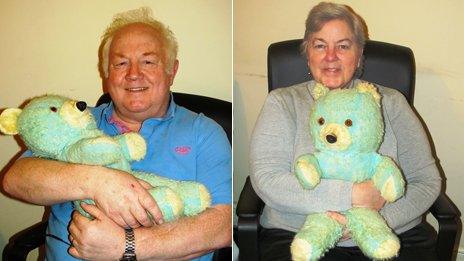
[
  {"xmin": 234, "ymin": 0, "xmax": 463, "ymax": 253},
  {"xmin": 0, "ymin": 0, "xmax": 231, "ymax": 258}
]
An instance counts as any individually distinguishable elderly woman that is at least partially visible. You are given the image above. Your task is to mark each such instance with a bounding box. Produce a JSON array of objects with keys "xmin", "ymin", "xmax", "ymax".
[{"xmin": 250, "ymin": 2, "xmax": 441, "ymax": 260}]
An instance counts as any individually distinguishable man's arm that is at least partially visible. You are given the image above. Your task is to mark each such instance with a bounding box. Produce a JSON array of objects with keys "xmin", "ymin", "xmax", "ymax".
[
  {"xmin": 69, "ymin": 203, "xmax": 231, "ymax": 260},
  {"xmin": 2, "ymin": 157, "xmax": 163, "ymax": 227}
]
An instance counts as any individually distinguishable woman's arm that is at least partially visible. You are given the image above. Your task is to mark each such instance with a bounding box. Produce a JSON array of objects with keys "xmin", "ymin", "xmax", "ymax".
[{"xmin": 379, "ymin": 90, "xmax": 441, "ymax": 229}]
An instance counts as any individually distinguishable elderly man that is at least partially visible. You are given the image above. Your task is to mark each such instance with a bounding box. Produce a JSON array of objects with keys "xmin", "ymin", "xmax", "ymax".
[{"xmin": 3, "ymin": 7, "xmax": 231, "ymax": 261}]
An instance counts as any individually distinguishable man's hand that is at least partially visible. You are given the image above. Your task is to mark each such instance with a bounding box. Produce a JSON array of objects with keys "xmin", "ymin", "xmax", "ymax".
[
  {"xmin": 69, "ymin": 203, "xmax": 125, "ymax": 260},
  {"xmin": 352, "ymin": 180, "xmax": 385, "ymax": 210},
  {"xmin": 87, "ymin": 167, "xmax": 163, "ymax": 228}
]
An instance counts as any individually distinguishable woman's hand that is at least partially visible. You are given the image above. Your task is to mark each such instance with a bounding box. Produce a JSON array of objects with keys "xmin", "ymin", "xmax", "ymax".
[
  {"xmin": 68, "ymin": 203, "xmax": 125, "ymax": 260},
  {"xmin": 326, "ymin": 211, "xmax": 350, "ymax": 241},
  {"xmin": 351, "ymin": 180, "xmax": 385, "ymax": 210}
]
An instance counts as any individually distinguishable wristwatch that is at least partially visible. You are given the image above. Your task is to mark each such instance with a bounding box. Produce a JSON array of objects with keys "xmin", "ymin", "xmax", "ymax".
[{"xmin": 120, "ymin": 228, "xmax": 136, "ymax": 261}]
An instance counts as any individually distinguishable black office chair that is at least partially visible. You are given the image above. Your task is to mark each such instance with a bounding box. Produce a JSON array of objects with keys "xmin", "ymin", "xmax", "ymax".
[
  {"xmin": 2, "ymin": 92, "xmax": 232, "ymax": 261},
  {"xmin": 235, "ymin": 39, "xmax": 461, "ymax": 261}
]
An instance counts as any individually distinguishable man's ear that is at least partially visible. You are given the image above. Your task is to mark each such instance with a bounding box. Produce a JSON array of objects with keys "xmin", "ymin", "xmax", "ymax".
[
  {"xmin": 168, "ymin": 59, "xmax": 179, "ymax": 86},
  {"xmin": 0, "ymin": 108, "xmax": 22, "ymax": 135}
]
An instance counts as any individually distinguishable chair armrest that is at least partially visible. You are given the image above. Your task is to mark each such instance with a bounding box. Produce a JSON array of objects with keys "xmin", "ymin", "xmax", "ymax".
[
  {"xmin": 212, "ymin": 246, "xmax": 232, "ymax": 261},
  {"xmin": 236, "ymin": 176, "xmax": 265, "ymax": 218},
  {"xmin": 430, "ymin": 193, "xmax": 459, "ymax": 219},
  {"xmin": 2, "ymin": 220, "xmax": 47, "ymax": 261},
  {"xmin": 236, "ymin": 176, "xmax": 265, "ymax": 261},
  {"xmin": 429, "ymin": 193, "xmax": 462, "ymax": 261}
]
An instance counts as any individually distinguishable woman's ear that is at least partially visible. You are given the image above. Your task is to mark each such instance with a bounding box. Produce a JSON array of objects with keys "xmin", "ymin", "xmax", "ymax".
[{"xmin": 357, "ymin": 49, "xmax": 364, "ymax": 68}]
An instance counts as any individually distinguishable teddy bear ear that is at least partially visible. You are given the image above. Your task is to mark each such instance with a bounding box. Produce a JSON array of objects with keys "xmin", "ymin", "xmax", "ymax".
[
  {"xmin": 311, "ymin": 83, "xmax": 330, "ymax": 100},
  {"xmin": 355, "ymin": 82, "xmax": 381, "ymax": 106},
  {"xmin": 0, "ymin": 108, "xmax": 22, "ymax": 135}
]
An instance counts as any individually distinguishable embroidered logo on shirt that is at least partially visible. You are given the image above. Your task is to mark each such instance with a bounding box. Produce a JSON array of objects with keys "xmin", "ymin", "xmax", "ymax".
[{"xmin": 175, "ymin": 146, "xmax": 191, "ymax": 155}]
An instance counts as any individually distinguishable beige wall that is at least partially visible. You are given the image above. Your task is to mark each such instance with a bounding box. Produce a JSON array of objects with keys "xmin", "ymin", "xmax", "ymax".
[
  {"xmin": 0, "ymin": 0, "xmax": 231, "ymax": 258},
  {"xmin": 234, "ymin": 0, "xmax": 464, "ymax": 253}
]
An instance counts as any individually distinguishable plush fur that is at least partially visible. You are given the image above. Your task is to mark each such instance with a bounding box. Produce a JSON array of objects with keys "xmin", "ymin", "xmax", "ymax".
[
  {"xmin": 0, "ymin": 95, "xmax": 211, "ymax": 222},
  {"xmin": 291, "ymin": 82, "xmax": 405, "ymax": 260}
]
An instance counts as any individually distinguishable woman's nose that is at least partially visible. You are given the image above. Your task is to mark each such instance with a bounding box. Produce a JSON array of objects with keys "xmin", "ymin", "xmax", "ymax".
[{"xmin": 324, "ymin": 47, "xmax": 338, "ymax": 62}]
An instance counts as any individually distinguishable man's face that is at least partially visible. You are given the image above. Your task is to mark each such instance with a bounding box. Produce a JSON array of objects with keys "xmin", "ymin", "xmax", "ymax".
[
  {"xmin": 306, "ymin": 19, "xmax": 361, "ymax": 89},
  {"xmin": 107, "ymin": 23, "xmax": 178, "ymax": 119}
]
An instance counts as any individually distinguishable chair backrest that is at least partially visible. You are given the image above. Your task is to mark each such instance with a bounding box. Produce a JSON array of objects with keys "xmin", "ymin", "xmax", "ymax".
[
  {"xmin": 267, "ymin": 39, "xmax": 416, "ymax": 105},
  {"xmin": 96, "ymin": 92, "xmax": 232, "ymax": 143}
]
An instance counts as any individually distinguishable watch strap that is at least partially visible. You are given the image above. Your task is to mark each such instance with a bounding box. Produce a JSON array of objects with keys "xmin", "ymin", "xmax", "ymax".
[{"xmin": 120, "ymin": 228, "xmax": 136, "ymax": 261}]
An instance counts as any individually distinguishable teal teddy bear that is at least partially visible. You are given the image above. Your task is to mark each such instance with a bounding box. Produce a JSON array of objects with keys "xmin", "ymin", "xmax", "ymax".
[
  {"xmin": 0, "ymin": 95, "xmax": 211, "ymax": 222},
  {"xmin": 291, "ymin": 82, "xmax": 405, "ymax": 260}
]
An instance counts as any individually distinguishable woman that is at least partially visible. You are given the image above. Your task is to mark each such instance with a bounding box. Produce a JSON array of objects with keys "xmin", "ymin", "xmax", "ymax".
[{"xmin": 250, "ymin": 2, "xmax": 441, "ymax": 260}]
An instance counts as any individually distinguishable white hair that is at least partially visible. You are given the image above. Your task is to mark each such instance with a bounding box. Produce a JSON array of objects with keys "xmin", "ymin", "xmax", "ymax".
[{"xmin": 100, "ymin": 7, "xmax": 178, "ymax": 78}]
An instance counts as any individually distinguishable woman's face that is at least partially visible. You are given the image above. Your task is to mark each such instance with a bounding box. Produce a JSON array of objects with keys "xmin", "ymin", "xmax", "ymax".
[{"xmin": 306, "ymin": 19, "xmax": 362, "ymax": 89}]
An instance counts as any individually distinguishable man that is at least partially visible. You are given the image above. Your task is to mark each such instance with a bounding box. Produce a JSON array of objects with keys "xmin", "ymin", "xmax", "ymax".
[{"xmin": 3, "ymin": 7, "xmax": 231, "ymax": 260}]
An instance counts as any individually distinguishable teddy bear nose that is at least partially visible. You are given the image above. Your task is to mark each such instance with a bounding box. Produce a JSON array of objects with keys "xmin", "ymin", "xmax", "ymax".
[
  {"xmin": 76, "ymin": 101, "xmax": 87, "ymax": 112},
  {"xmin": 326, "ymin": 134, "xmax": 337, "ymax": 144}
]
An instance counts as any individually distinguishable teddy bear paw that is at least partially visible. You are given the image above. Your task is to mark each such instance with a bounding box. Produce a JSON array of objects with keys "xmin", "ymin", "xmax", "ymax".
[
  {"xmin": 371, "ymin": 238, "xmax": 400, "ymax": 260},
  {"xmin": 124, "ymin": 132, "xmax": 147, "ymax": 160},
  {"xmin": 380, "ymin": 176, "xmax": 402, "ymax": 202},
  {"xmin": 295, "ymin": 160, "xmax": 320, "ymax": 189},
  {"xmin": 291, "ymin": 238, "xmax": 314, "ymax": 261}
]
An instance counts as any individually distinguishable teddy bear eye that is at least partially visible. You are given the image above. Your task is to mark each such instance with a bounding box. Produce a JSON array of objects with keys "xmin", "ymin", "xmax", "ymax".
[
  {"xmin": 318, "ymin": 117, "xmax": 325, "ymax": 125},
  {"xmin": 50, "ymin": 107, "xmax": 57, "ymax": 112},
  {"xmin": 345, "ymin": 119, "xmax": 353, "ymax": 127}
]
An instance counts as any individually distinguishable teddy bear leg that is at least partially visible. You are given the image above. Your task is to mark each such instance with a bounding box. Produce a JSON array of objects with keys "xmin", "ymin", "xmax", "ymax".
[
  {"xmin": 177, "ymin": 182, "xmax": 212, "ymax": 216},
  {"xmin": 290, "ymin": 213, "xmax": 343, "ymax": 261},
  {"xmin": 345, "ymin": 207, "xmax": 400, "ymax": 260},
  {"xmin": 148, "ymin": 186, "xmax": 184, "ymax": 222},
  {"xmin": 132, "ymin": 171, "xmax": 211, "ymax": 217}
]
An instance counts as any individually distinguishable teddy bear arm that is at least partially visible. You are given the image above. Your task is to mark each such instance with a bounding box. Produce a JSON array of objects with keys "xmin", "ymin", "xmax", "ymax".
[
  {"xmin": 113, "ymin": 133, "xmax": 147, "ymax": 161},
  {"xmin": 372, "ymin": 156, "xmax": 405, "ymax": 202},
  {"xmin": 295, "ymin": 154, "xmax": 322, "ymax": 189},
  {"xmin": 65, "ymin": 137, "xmax": 122, "ymax": 165}
]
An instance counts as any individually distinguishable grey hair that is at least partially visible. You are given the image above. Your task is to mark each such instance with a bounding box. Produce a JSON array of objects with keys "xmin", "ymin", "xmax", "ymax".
[
  {"xmin": 301, "ymin": 2, "xmax": 368, "ymax": 55},
  {"xmin": 100, "ymin": 7, "xmax": 178, "ymax": 78}
]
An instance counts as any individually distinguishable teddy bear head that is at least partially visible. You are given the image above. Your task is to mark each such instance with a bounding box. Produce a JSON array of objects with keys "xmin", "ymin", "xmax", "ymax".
[
  {"xmin": 0, "ymin": 95, "xmax": 97, "ymax": 158},
  {"xmin": 309, "ymin": 82, "xmax": 384, "ymax": 153}
]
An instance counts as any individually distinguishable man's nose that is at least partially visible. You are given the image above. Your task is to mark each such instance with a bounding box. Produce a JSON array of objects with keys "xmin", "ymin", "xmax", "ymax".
[{"xmin": 126, "ymin": 63, "xmax": 142, "ymax": 81}]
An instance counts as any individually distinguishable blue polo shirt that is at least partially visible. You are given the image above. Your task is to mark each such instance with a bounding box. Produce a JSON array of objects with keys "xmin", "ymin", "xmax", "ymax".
[{"xmin": 43, "ymin": 96, "xmax": 231, "ymax": 260}]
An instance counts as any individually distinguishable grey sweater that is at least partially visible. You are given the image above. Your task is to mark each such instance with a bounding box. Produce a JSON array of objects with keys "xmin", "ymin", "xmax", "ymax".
[{"xmin": 249, "ymin": 79, "xmax": 441, "ymax": 246}]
